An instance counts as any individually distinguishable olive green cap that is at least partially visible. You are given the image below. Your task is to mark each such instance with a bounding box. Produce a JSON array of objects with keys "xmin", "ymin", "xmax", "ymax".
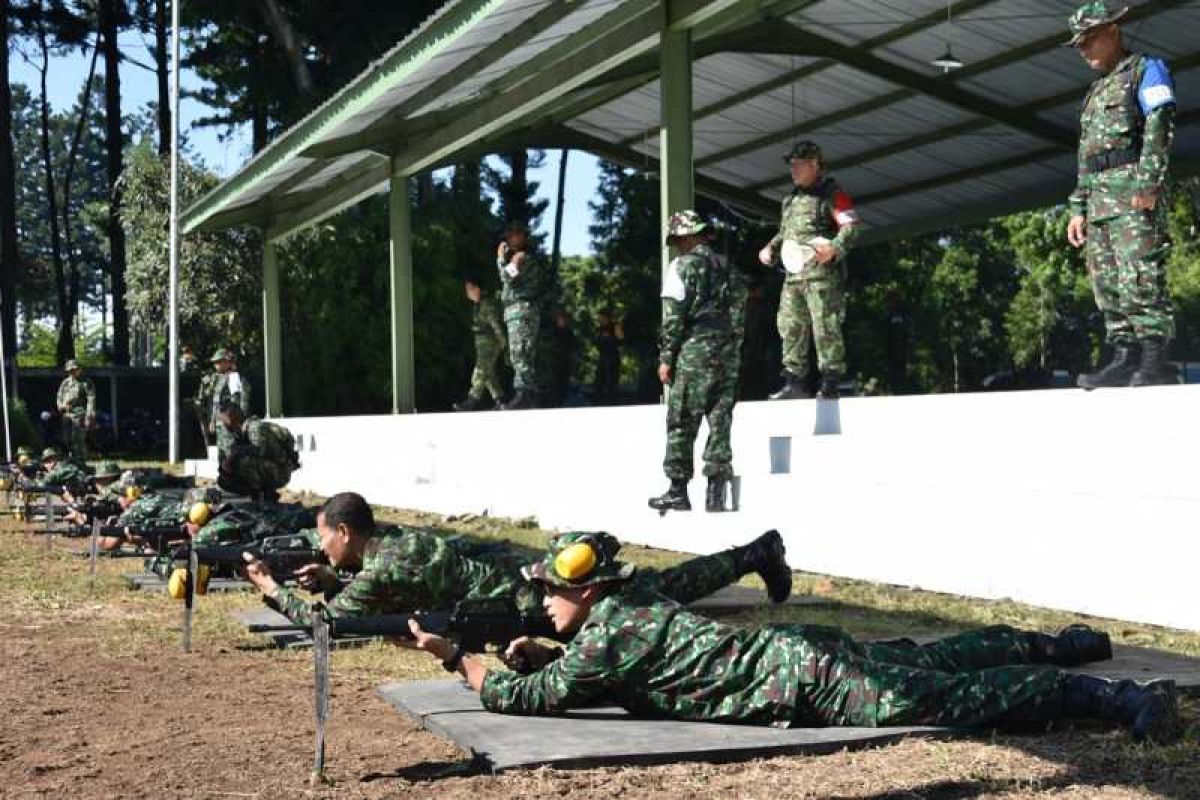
[{"xmin": 522, "ymin": 531, "xmax": 634, "ymax": 588}]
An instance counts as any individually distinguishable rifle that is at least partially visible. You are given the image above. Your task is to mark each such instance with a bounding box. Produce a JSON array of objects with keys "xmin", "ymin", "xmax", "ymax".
[
  {"xmin": 186, "ymin": 533, "xmax": 326, "ymax": 581},
  {"xmin": 251, "ymin": 597, "xmax": 564, "ymax": 780},
  {"xmin": 18, "ymin": 483, "xmax": 68, "ymax": 495},
  {"xmin": 97, "ymin": 524, "xmax": 189, "ymax": 553},
  {"xmin": 70, "ymin": 497, "xmax": 123, "ymax": 525}
]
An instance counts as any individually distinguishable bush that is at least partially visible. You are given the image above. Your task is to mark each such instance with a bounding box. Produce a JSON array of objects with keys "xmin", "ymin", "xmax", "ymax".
[{"xmin": 4, "ymin": 397, "xmax": 42, "ymax": 453}]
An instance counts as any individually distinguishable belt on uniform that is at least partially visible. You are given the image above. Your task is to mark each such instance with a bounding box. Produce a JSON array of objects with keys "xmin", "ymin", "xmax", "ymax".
[{"xmin": 1086, "ymin": 148, "xmax": 1139, "ymax": 173}]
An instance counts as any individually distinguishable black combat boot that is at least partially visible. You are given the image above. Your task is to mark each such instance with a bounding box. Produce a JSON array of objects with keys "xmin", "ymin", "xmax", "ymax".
[
  {"xmin": 730, "ymin": 529, "xmax": 792, "ymax": 604},
  {"xmin": 1027, "ymin": 624, "xmax": 1113, "ymax": 666},
  {"xmin": 817, "ymin": 372, "xmax": 841, "ymax": 399},
  {"xmin": 1129, "ymin": 338, "xmax": 1177, "ymax": 387},
  {"xmin": 453, "ymin": 394, "xmax": 492, "ymax": 412},
  {"xmin": 769, "ymin": 374, "xmax": 810, "ymax": 400},
  {"xmin": 648, "ymin": 480, "xmax": 690, "ymax": 512},
  {"xmin": 1077, "ymin": 344, "xmax": 1139, "ymax": 390},
  {"xmin": 1062, "ymin": 675, "xmax": 1181, "ymax": 744},
  {"xmin": 502, "ymin": 390, "xmax": 536, "ymax": 411},
  {"xmin": 705, "ymin": 478, "xmax": 727, "ymax": 512}
]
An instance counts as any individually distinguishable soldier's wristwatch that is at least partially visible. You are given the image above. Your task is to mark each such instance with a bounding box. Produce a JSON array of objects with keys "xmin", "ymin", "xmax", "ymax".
[{"xmin": 442, "ymin": 644, "xmax": 468, "ymax": 673}]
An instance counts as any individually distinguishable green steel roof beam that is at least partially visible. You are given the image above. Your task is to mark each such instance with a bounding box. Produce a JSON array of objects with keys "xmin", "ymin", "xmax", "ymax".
[
  {"xmin": 181, "ymin": 0, "xmax": 508, "ymax": 235},
  {"xmin": 264, "ymin": 159, "xmax": 394, "ymax": 243}
]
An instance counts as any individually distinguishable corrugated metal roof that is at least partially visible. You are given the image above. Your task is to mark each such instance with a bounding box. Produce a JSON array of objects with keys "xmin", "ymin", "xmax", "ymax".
[{"xmin": 184, "ymin": 0, "xmax": 1200, "ymax": 244}]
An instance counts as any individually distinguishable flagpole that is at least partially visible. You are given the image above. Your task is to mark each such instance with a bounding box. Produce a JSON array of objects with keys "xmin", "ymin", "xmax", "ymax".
[{"xmin": 167, "ymin": 0, "xmax": 180, "ymax": 463}]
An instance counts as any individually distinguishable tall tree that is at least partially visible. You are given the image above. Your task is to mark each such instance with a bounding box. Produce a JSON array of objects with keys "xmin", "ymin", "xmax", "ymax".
[
  {"xmin": 0, "ymin": 0, "xmax": 20, "ymax": 357},
  {"xmin": 98, "ymin": 0, "xmax": 129, "ymax": 363},
  {"xmin": 34, "ymin": 20, "xmax": 72, "ymax": 362}
]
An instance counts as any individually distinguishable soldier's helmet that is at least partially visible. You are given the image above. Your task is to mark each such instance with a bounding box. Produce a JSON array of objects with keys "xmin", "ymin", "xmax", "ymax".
[
  {"xmin": 41, "ymin": 447, "xmax": 62, "ymax": 462},
  {"xmin": 17, "ymin": 445, "xmax": 35, "ymax": 458},
  {"xmin": 664, "ymin": 209, "xmax": 710, "ymax": 245},
  {"xmin": 784, "ymin": 140, "xmax": 823, "ymax": 164},
  {"xmin": 63, "ymin": 358, "xmax": 81, "ymax": 373},
  {"xmin": 210, "ymin": 347, "xmax": 233, "ymax": 363},
  {"xmin": 521, "ymin": 531, "xmax": 634, "ymax": 588},
  {"xmin": 93, "ymin": 461, "xmax": 122, "ymax": 480},
  {"xmin": 118, "ymin": 470, "xmax": 140, "ymax": 489},
  {"xmin": 1064, "ymin": 2, "xmax": 1128, "ymax": 46}
]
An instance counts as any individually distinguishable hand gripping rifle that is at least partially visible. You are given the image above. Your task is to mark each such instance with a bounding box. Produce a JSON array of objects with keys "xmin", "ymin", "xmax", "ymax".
[{"xmin": 251, "ymin": 597, "xmax": 563, "ymax": 779}]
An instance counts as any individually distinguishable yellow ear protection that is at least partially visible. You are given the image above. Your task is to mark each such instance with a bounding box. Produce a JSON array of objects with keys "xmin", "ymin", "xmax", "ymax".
[
  {"xmin": 125, "ymin": 485, "xmax": 142, "ymax": 501},
  {"xmin": 188, "ymin": 502, "xmax": 212, "ymax": 526},
  {"xmin": 552, "ymin": 534, "xmax": 608, "ymax": 582}
]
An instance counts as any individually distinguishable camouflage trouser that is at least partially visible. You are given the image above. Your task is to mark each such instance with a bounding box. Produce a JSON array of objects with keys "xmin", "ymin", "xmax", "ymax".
[
  {"xmin": 515, "ymin": 550, "xmax": 741, "ymax": 613},
  {"xmin": 61, "ymin": 416, "xmax": 88, "ymax": 460},
  {"xmin": 663, "ymin": 338, "xmax": 735, "ymax": 482},
  {"xmin": 778, "ymin": 273, "xmax": 846, "ymax": 377},
  {"xmin": 1087, "ymin": 211, "xmax": 1174, "ymax": 344},
  {"xmin": 504, "ymin": 302, "xmax": 540, "ymax": 393},
  {"xmin": 214, "ymin": 421, "xmax": 237, "ymax": 462},
  {"xmin": 469, "ymin": 333, "xmax": 506, "ymax": 402},
  {"xmin": 792, "ymin": 625, "xmax": 1067, "ymax": 728}
]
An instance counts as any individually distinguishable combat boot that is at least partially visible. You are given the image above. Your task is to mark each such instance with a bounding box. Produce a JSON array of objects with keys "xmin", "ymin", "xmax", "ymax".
[
  {"xmin": 1077, "ymin": 344, "xmax": 1138, "ymax": 390},
  {"xmin": 769, "ymin": 374, "xmax": 810, "ymax": 400},
  {"xmin": 502, "ymin": 390, "xmax": 536, "ymax": 411},
  {"xmin": 648, "ymin": 480, "xmax": 690, "ymax": 512},
  {"xmin": 705, "ymin": 478, "xmax": 727, "ymax": 512},
  {"xmin": 729, "ymin": 529, "xmax": 792, "ymax": 603},
  {"xmin": 817, "ymin": 372, "xmax": 841, "ymax": 400},
  {"xmin": 1027, "ymin": 624, "xmax": 1112, "ymax": 666},
  {"xmin": 1062, "ymin": 675, "xmax": 1181, "ymax": 744},
  {"xmin": 1129, "ymin": 338, "xmax": 1177, "ymax": 387},
  {"xmin": 453, "ymin": 394, "xmax": 492, "ymax": 412}
]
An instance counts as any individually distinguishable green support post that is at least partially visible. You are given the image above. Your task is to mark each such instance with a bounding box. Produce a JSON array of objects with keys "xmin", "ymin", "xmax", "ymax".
[
  {"xmin": 389, "ymin": 173, "xmax": 416, "ymax": 414},
  {"xmin": 262, "ymin": 241, "xmax": 283, "ymax": 417},
  {"xmin": 659, "ymin": 25, "xmax": 694, "ymax": 277}
]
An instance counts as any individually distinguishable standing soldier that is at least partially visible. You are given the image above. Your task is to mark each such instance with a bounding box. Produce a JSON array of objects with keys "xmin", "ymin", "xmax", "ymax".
[
  {"xmin": 454, "ymin": 276, "xmax": 508, "ymax": 411},
  {"xmin": 649, "ymin": 211, "xmax": 736, "ymax": 514},
  {"xmin": 758, "ymin": 141, "xmax": 861, "ymax": 400},
  {"xmin": 1065, "ymin": 2, "xmax": 1178, "ymax": 388},
  {"xmin": 496, "ymin": 222, "xmax": 545, "ymax": 410},
  {"xmin": 205, "ymin": 348, "xmax": 251, "ymax": 461},
  {"xmin": 56, "ymin": 359, "xmax": 95, "ymax": 460}
]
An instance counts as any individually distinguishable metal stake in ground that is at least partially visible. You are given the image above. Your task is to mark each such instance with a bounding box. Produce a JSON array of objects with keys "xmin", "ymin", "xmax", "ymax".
[
  {"xmin": 89, "ymin": 519, "xmax": 99, "ymax": 593},
  {"xmin": 312, "ymin": 608, "xmax": 330, "ymax": 782},
  {"xmin": 43, "ymin": 493, "xmax": 54, "ymax": 551},
  {"xmin": 182, "ymin": 543, "xmax": 197, "ymax": 652}
]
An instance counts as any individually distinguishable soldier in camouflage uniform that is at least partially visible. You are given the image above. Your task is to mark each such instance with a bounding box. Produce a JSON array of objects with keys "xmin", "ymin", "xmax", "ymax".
[
  {"xmin": 189, "ymin": 498, "xmax": 315, "ymax": 548},
  {"xmin": 56, "ymin": 359, "xmax": 96, "ymax": 460},
  {"xmin": 242, "ymin": 491, "xmax": 792, "ymax": 626},
  {"xmin": 216, "ymin": 404, "xmax": 298, "ymax": 502},
  {"xmin": 496, "ymin": 222, "xmax": 545, "ymax": 410},
  {"xmin": 649, "ymin": 211, "xmax": 736, "ymax": 514},
  {"xmin": 1066, "ymin": 3, "xmax": 1178, "ymax": 388},
  {"xmin": 38, "ymin": 447, "xmax": 90, "ymax": 492},
  {"xmin": 202, "ymin": 349, "xmax": 251, "ymax": 459},
  {"xmin": 454, "ymin": 276, "xmax": 508, "ymax": 411},
  {"xmin": 403, "ymin": 533, "xmax": 1180, "ymax": 745},
  {"xmin": 758, "ymin": 142, "xmax": 861, "ymax": 400}
]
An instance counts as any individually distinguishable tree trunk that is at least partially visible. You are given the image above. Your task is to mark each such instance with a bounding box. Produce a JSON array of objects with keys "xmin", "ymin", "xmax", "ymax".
[
  {"xmin": 100, "ymin": 0, "xmax": 130, "ymax": 364},
  {"xmin": 0, "ymin": 0, "xmax": 19, "ymax": 359},
  {"xmin": 259, "ymin": 0, "xmax": 313, "ymax": 94},
  {"xmin": 154, "ymin": 0, "xmax": 169, "ymax": 156},
  {"xmin": 250, "ymin": 41, "xmax": 268, "ymax": 153},
  {"xmin": 550, "ymin": 148, "xmax": 568, "ymax": 281},
  {"xmin": 37, "ymin": 26, "xmax": 73, "ymax": 364},
  {"xmin": 59, "ymin": 42, "xmax": 100, "ymax": 362}
]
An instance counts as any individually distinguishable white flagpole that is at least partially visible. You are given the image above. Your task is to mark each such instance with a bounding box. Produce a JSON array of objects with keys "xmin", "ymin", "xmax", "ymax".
[{"xmin": 167, "ymin": 0, "xmax": 180, "ymax": 463}]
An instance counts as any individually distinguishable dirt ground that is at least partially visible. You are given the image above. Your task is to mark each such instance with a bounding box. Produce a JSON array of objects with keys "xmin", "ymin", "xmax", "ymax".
[{"xmin": 1, "ymin": 511, "xmax": 1197, "ymax": 800}]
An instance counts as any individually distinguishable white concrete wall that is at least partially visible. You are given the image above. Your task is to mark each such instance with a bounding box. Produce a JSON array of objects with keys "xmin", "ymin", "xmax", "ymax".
[{"xmin": 268, "ymin": 386, "xmax": 1197, "ymax": 632}]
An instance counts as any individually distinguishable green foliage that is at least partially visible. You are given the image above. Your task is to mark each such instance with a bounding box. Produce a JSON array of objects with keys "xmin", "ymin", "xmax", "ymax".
[
  {"xmin": 120, "ymin": 141, "xmax": 263, "ymax": 364},
  {"xmin": 4, "ymin": 397, "xmax": 43, "ymax": 452},
  {"xmin": 16, "ymin": 320, "xmax": 107, "ymax": 368},
  {"xmin": 1165, "ymin": 178, "xmax": 1200, "ymax": 360}
]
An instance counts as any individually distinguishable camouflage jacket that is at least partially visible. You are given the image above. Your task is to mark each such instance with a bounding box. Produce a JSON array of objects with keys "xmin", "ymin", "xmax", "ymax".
[
  {"xmin": 41, "ymin": 461, "xmax": 91, "ymax": 491},
  {"xmin": 473, "ymin": 294, "xmax": 507, "ymax": 344},
  {"xmin": 192, "ymin": 501, "xmax": 316, "ymax": 547},
  {"xmin": 118, "ymin": 492, "xmax": 186, "ymax": 529},
  {"xmin": 56, "ymin": 376, "xmax": 96, "ymax": 422},
  {"xmin": 234, "ymin": 418, "xmax": 298, "ymax": 469},
  {"xmin": 206, "ymin": 371, "xmax": 251, "ymax": 426},
  {"xmin": 767, "ymin": 177, "xmax": 860, "ymax": 274},
  {"xmin": 269, "ymin": 526, "xmax": 533, "ymax": 625},
  {"xmin": 482, "ymin": 586, "xmax": 830, "ymax": 726},
  {"xmin": 1069, "ymin": 53, "xmax": 1176, "ymax": 222},
  {"xmin": 497, "ymin": 247, "xmax": 545, "ymax": 308},
  {"xmin": 659, "ymin": 243, "xmax": 734, "ymax": 369}
]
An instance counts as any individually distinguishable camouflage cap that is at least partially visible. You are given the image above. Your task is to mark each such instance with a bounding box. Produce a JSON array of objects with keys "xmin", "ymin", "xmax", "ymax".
[
  {"xmin": 16, "ymin": 445, "xmax": 35, "ymax": 457},
  {"xmin": 184, "ymin": 486, "xmax": 222, "ymax": 507},
  {"xmin": 117, "ymin": 470, "xmax": 140, "ymax": 489},
  {"xmin": 1064, "ymin": 2, "xmax": 1128, "ymax": 46},
  {"xmin": 93, "ymin": 461, "xmax": 122, "ymax": 479},
  {"xmin": 521, "ymin": 531, "xmax": 634, "ymax": 588},
  {"xmin": 784, "ymin": 140, "xmax": 823, "ymax": 163},
  {"xmin": 64, "ymin": 359, "xmax": 81, "ymax": 372},
  {"xmin": 40, "ymin": 447, "xmax": 62, "ymax": 461},
  {"xmin": 209, "ymin": 348, "xmax": 233, "ymax": 363},
  {"xmin": 664, "ymin": 209, "xmax": 710, "ymax": 245}
]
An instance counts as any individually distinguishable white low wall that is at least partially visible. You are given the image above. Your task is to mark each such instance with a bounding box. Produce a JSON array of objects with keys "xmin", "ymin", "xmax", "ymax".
[{"xmin": 262, "ymin": 386, "xmax": 1196, "ymax": 632}]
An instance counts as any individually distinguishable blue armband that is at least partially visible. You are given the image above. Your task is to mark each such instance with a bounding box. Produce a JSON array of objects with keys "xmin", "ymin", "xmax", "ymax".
[{"xmin": 1138, "ymin": 58, "xmax": 1176, "ymax": 115}]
